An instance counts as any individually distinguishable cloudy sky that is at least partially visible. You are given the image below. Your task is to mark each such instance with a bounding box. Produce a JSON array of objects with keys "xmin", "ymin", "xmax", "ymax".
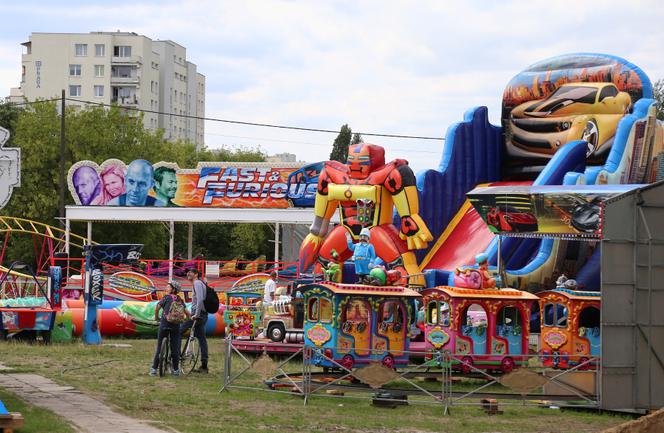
[{"xmin": 0, "ymin": 0, "xmax": 662, "ymax": 172}]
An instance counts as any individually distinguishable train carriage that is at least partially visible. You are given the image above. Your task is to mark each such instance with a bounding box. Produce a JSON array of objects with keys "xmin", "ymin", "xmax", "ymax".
[
  {"xmin": 422, "ymin": 286, "xmax": 539, "ymax": 373},
  {"xmin": 301, "ymin": 282, "xmax": 420, "ymax": 370},
  {"xmin": 536, "ymin": 288, "xmax": 600, "ymax": 369},
  {"xmin": 223, "ymin": 291, "xmax": 262, "ymax": 339}
]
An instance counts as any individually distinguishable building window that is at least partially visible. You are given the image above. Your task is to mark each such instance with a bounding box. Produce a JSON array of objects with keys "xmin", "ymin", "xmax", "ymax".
[
  {"xmin": 69, "ymin": 64, "xmax": 81, "ymax": 76},
  {"xmin": 69, "ymin": 85, "xmax": 81, "ymax": 97},
  {"xmin": 95, "ymin": 44, "xmax": 105, "ymax": 57},
  {"xmin": 113, "ymin": 45, "xmax": 132, "ymax": 57},
  {"xmin": 94, "ymin": 85, "xmax": 104, "ymax": 97},
  {"xmin": 94, "ymin": 65, "xmax": 104, "ymax": 77},
  {"xmin": 75, "ymin": 44, "xmax": 87, "ymax": 56}
]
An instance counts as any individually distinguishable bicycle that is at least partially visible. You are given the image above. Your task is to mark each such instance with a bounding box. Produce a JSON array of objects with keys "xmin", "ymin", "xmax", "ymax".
[
  {"xmin": 180, "ymin": 319, "xmax": 201, "ymax": 374},
  {"xmin": 158, "ymin": 330, "xmax": 173, "ymax": 377}
]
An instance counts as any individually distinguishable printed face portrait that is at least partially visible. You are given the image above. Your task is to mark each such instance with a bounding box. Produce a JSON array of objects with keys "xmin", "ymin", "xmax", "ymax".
[
  {"xmin": 103, "ymin": 172, "xmax": 124, "ymax": 198},
  {"xmin": 124, "ymin": 160, "xmax": 154, "ymax": 206},
  {"xmin": 73, "ymin": 166, "xmax": 101, "ymax": 205},
  {"xmin": 154, "ymin": 168, "xmax": 178, "ymax": 200}
]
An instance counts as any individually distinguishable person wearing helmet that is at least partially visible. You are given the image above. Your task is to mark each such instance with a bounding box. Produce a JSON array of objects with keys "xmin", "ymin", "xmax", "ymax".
[{"xmin": 346, "ymin": 228, "xmax": 376, "ymax": 284}]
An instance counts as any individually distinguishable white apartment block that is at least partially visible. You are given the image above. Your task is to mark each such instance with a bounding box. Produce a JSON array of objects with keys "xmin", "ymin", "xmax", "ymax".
[{"xmin": 13, "ymin": 31, "xmax": 205, "ymax": 148}]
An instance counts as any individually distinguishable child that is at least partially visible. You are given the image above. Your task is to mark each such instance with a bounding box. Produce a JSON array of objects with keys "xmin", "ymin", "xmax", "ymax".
[{"xmin": 150, "ymin": 281, "xmax": 190, "ymax": 376}]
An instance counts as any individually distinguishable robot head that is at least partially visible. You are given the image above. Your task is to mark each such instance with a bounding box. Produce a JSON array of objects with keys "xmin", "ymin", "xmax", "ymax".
[
  {"xmin": 359, "ymin": 228, "xmax": 371, "ymax": 241},
  {"xmin": 346, "ymin": 143, "xmax": 385, "ymax": 179}
]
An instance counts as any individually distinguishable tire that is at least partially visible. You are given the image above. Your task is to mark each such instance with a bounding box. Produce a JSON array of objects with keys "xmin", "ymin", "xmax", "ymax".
[
  {"xmin": 460, "ymin": 356, "xmax": 474, "ymax": 375},
  {"xmin": 158, "ymin": 336, "xmax": 171, "ymax": 377},
  {"xmin": 0, "ymin": 329, "xmax": 7, "ymax": 341},
  {"xmin": 268, "ymin": 323, "xmax": 286, "ymax": 343},
  {"xmin": 501, "ymin": 357, "xmax": 515, "ymax": 374},
  {"xmin": 340, "ymin": 355, "xmax": 354, "ymax": 371},
  {"xmin": 180, "ymin": 336, "xmax": 200, "ymax": 374},
  {"xmin": 581, "ymin": 119, "xmax": 599, "ymax": 156}
]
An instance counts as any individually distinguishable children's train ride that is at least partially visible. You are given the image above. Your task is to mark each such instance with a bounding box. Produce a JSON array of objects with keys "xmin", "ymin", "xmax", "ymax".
[
  {"xmin": 421, "ymin": 286, "xmax": 539, "ymax": 373},
  {"xmin": 536, "ymin": 288, "xmax": 600, "ymax": 369},
  {"xmin": 223, "ymin": 278, "xmax": 601, "ymax": 373},
  {"xmin": 301, "ymin": 282, "xmax": 420, "ymax": 370}
]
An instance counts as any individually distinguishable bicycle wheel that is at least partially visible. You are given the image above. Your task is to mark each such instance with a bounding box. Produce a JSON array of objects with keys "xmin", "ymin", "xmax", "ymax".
[
  {"xmin": 181, "ymin": 336, "xmax": 200, "ymax": 374},
  {"xmin": 158, "ymin": 336, "xmax": 171, "ymax": 377}
]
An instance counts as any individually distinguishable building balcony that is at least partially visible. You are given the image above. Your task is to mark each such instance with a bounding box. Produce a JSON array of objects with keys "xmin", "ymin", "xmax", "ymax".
[
  {"xmin": 111, "ymin": 55, "xmax": 143, "ymax": 65},
  {"xmin": 111, "ymin": 96, "xmax": 139, "ymax": 106},
  {"xmin": 110, "ymin": 75, "xmax": 140, "ymax": 84}
]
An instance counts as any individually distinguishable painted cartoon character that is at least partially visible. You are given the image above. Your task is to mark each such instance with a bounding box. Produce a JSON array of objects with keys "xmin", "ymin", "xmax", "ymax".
[
  {"xmin": 454, "ymin": 253, "xmax": 496, "ymax": 289},
  {"xmin": 298, "ymin": 143, "xmax": 432, "ymax": 286},
  {"xmin": 230, "ymin": 311, "xmax": 254, "ymax": 337},
  {"xmin": 324, "ymin": 249, "xmax": 342, "ymax": 282},
  {"xmin": 476, "ymin": 253, "xmax": 496, "ymax": 289}
]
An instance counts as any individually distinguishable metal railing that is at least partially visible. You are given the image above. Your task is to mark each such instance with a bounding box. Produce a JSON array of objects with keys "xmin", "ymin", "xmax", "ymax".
[{"xmin": 220, "ymin": 338, "xmax": 600, "ymax": 414}]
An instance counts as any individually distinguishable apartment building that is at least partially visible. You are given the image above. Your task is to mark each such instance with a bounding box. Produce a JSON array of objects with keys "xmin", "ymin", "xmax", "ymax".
[{"xmin": 13, "ymin": 31, "xmax": 205, "ymax": 148}]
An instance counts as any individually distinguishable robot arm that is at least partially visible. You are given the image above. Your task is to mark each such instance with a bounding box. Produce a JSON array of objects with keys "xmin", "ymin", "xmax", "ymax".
[
  {"xmin": 299, "ymin": 167, "xmax": 339, "ymax": 272},
  {"xmin": 385, "ymin": 165, "xmax": 433, "ymax": 250}
]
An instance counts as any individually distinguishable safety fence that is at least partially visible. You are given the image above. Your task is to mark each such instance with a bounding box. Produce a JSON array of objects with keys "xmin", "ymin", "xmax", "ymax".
[{"xmin": 220, "ymin": 337, "xmax": 600, "ymax": 414}]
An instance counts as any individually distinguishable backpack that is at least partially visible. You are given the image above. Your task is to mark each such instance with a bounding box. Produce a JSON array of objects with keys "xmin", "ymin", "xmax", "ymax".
[
  {"xmin": 165, "ymin": 295, "xmax": 187, "ymax": 324},
  {"xmin": 203, "ymin": 283, "xmax": 220, "ymax": 313}
]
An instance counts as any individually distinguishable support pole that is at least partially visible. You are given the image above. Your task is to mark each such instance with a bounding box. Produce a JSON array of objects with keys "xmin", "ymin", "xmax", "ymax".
[
  {"xmin": 169, "ymin": 220, "xmax": 175, "ymax": 282},
  {"xmin": 187, "ymin": 222, "xmax": 193, "ymax": 260},
  {"xmin": 59, "ymin": 89, "xmax": 65, "ymax": 226},
  {"xmin": 65, "ymin": 218, "xmax": 71, "ymax": 255},
  {"xmin": 497, "ymin": 235, "xmax": 503, "ymax": 286},
  {"xmin": 274, "ymin": 222, "xmax": 280, "ymax": 271},
  {"xmin": 86, "ymin": 221, "xmax": 92, "ymax": 245}
]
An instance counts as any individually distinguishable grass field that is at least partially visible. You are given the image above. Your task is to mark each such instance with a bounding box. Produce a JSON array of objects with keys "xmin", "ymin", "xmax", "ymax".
[
  {"xmin": 0, "ymin": 338, "xmax": 631, "ymax": 433},
  {"xmin": 0, "ymin": 388, "xmax": 76, "ymax": 433}
]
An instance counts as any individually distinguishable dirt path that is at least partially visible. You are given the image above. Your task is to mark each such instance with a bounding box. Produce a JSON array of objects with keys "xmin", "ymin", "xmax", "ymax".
[{"xmin": 0, "ymin": 371, "xmax": 175, "ymax": 433}]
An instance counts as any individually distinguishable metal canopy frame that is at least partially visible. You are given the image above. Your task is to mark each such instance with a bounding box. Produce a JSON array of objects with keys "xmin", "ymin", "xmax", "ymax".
[{"xmin": 64, "ymin": 205, "xmax": 335, "ymax": 280}]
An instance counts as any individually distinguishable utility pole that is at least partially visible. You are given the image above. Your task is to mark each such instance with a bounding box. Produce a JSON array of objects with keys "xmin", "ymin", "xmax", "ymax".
[{"xmin": 59, "ymin": 89, "xmax": 65, "ymax": 224}]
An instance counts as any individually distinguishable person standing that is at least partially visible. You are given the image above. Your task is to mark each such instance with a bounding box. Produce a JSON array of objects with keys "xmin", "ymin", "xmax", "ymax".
[
  {"xmin": 179, "ymin": 268, "xmax": 208, "ymax": 373},
  {"xmin": 150, "ymin": 281, "xmax": 190, "ymax": 376},
  {"xmin": 263, "ymin": 271, "xmax": 277, "ymax": 305}
]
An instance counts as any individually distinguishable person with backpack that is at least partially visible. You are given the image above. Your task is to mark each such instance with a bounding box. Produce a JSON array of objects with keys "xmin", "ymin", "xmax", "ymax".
[
  {"xmin": 150, "ymin": 281, "xmax": 190, "ymax": 376},
  {"xmin": 179, "ymin": 268, "xmax": 214, "ymax": 373}
]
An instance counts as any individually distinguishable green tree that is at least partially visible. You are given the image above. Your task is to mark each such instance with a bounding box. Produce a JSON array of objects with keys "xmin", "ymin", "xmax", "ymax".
[
  {"xmin": 1, "ymin": 101, "xmax": 270, "ymax": 266},
  {"xmin": 0, "ymin": 102, "xmax": 22, "ymax": 145},
  {"xmin": 653, "ymin": 79, "xmax": 664, "ymax": 121},
  {"xmin": 351, "ymin": 132, "xmax": 363, "ymax": 145},
  {"xmin": 329, "ymin": 124, "xmax": 352, "ymax": 162}
]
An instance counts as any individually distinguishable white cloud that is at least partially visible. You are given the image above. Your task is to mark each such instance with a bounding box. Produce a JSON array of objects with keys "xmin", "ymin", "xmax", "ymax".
[{"xmin": 1, "ymin": 0, "xmax": 663, "ymax": 171}]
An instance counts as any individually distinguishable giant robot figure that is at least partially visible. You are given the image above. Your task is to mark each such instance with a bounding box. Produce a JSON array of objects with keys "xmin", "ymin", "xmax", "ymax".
[{"xmin": 299, "ymin": 143, "xmax": 432, "ymax": 285}]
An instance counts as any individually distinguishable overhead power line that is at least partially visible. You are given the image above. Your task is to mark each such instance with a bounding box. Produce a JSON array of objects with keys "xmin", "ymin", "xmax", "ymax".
[
  {"xmin": 5, "ymin": 98, "xmax": 62, "ymax": 107},
  {"xmin": 204, "ymin": 131, "xmax": 443, "ymax": 154},
  {"xmin": 60, "ymin": 97, "xmax": 445, "ymax": 141}
]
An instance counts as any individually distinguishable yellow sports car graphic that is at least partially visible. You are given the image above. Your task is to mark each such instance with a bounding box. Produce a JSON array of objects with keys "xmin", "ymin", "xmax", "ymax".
[{"xmin": 508, "ymin": 82, "xmax": 631, "ymax": 158}]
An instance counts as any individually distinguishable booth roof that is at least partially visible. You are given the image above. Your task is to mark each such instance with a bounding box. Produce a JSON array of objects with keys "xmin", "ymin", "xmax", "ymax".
[{"xmin": 65, "ymin": 205, "xmax": 338, "ymax": 225}]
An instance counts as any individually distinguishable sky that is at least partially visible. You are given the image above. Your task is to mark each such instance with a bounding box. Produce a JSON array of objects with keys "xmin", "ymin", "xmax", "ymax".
[{"xmin": 0, "ymin": 0, "xmax": 663, "ymax": 172}]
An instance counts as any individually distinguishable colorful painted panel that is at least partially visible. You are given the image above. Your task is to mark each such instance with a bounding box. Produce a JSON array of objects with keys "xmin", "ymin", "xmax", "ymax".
[
  {"xmin": 68, "ymin": 159, "xmax": 322, "ymax": 208},
  {"xmin": 502, "ymin": 53, "xmax": 651, "ymax": 173},
  {"xmin": 468, "ymin": 184, "xmax": 642, "ymax": 237}
]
